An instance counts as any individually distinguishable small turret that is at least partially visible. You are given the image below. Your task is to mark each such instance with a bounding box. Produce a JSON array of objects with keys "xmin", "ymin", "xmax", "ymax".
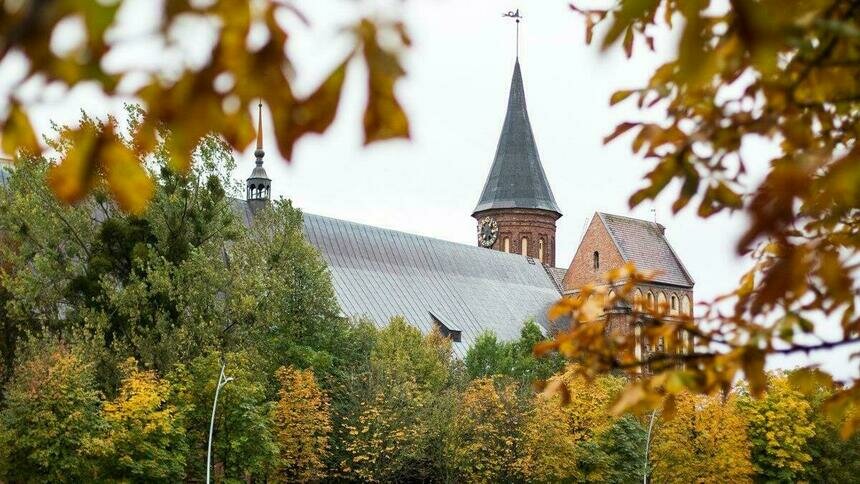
[{"xmin": 246, "ymin": 102, "xmax": 271, "ymax": 212}]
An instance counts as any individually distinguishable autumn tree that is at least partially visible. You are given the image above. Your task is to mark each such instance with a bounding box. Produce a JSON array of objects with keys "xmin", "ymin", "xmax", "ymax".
[
  {"xmin": 540, "ymin": 0, "xmax": 860, "ymax": 436},
  {"xmin": 0, "ymin": 2, "xmax": 410, "ymax": 212},
  {"xmin": 97, "ymin": 358, "xmax": 188, "ymax": 481},
  {"xmin": 0, "ymin": 341, "xmax": 104, "ymax": 481},
  {"xmin": 736, "ymin": 374, "xmax": 815, "ymax": 482},
  {"xmin": 271, "ymin": 366, "xmax": 332, "ymax": 482},
  {"xmin": 447, "ymin": 377, "xmax": 523, "ymax": 483},
  {"xmin": 334, "ymin": 317, "xmax": 455, "ymax": 482},
  {"xmin": 651, "ymin": 392, "xmax": 754, "ymax": 484},
  {"xmin": 517, "ymin": 366, "xmax": 633, "ymax": 482}
]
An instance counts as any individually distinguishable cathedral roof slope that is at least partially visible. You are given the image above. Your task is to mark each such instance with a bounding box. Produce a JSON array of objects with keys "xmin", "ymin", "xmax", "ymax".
[
  {"xmin": 302, "ymin": 213, "xmax": 561, "ymax": 354},
  {"xmin": 598, "ymin": 212, "xmax": 694, "ymax": 288},
  {"xmin": 473, "ymin": 60, "xmax": 561, "ymax": 217}
]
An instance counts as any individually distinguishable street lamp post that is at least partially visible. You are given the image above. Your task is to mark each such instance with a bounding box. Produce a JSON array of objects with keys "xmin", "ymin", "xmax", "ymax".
[{"xmin": 206, "ymin": 358, "xmax": 234, "ymax": 484}]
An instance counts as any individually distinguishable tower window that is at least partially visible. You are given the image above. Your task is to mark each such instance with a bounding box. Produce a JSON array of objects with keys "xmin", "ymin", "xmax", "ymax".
[
  {"xmin": 503, "ymin": 237, "xmax": 510, "ymax": 252},
  {"xmin": 593, "ymin": 251, "xmax": 600, "ymax": 270},
  {"xmin": 538, "ymin": 238, "xmax": 544, "ymax": 263},
  {"xmin": 521, "ymin": 237, "xmax": 528, "ymax": 256}
]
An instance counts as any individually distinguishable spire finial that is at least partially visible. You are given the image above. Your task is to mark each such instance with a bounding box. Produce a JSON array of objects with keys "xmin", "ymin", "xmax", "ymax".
[
  {"xmin": 502, "ymin": 9, "xmax": 523, "ymax": 58},
  {"xmin": 254, "ymin": 100, "xmax": 265, "ymax": 166},
  {"xmin": 256, "ymin": 100, "xmax": 263, "ymax": 151}
]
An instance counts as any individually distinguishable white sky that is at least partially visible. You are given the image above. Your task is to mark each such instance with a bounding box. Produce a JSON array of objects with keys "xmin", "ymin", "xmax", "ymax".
[{"xmin": 4, "ymin": 0, "xmax": 857, "ymax": 380}]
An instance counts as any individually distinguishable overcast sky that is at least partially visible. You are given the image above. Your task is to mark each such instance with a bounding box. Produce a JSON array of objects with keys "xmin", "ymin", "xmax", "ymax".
[{"xmin": 6, "ymin": 0, "xmax": 857, "ymax": 380}]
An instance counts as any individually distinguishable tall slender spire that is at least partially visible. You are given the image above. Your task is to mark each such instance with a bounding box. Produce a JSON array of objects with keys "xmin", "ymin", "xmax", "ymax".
[
  {"xmin": 473, "ymin": 59, "xmax": 560, "ymax": 217},
  {"xmin": 254, "ymin": 101, "xmax": 264, "ymax": 165}
]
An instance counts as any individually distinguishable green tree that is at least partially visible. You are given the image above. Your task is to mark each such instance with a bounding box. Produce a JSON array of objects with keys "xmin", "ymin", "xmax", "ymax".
[
  {"xmin": 0, "ymin": 341, "xmax": 104, "ymax": 481},
  {"xmin": 97, "ymin": 358, "xmax": 188, "ymax": 480},
  {"xmin": 737, "ymin": 374, "xmax": 815, "ymax": 482},
  {"xmin": 797, "ymin": 376, "xmax": 860, "ymax": 483},
  {"xmin": 465, "ymin": 320, "xmax": 564, "ymax": 383},
  {"xmin": 176, "ymin": 350, "xmax": 278, "ymax": 482}
]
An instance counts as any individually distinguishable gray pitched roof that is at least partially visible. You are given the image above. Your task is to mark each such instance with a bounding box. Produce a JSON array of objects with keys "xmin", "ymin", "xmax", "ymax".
[
  {"xmin": 597, "ymin": 212, "xmax": 694, "ymax": 288},
  {"xmin": 302, "ymin": 213, "xmax": 561, "ymax": 354},
  {"xmin": 473, "ymin": 60, "xmax": 561, "ymax": 217},
  {"xmin": 546, "ymin": 266, "xmax": 567, "ymax": 292}
]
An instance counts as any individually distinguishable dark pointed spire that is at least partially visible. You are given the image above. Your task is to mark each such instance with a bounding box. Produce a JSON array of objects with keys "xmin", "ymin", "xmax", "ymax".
[
  {"xmin": 247, "ymin": 101, "xmax": 271, "ymax": 202},
  {"xmin": 473, "ymin": 59, "xmax": 561, "ymax": 217}
]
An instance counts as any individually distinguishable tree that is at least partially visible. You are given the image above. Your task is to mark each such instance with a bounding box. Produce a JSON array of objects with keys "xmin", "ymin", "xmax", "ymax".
[
  {"xmin": 0, "ymin": 110, "xmax": 352, "ymax": 394},
  {"xmin": 651, "ymin": 392, "xmax": 753, "ymax": 484},
  {"xmin": 795, "ymin": 371, "xmax": 860, "ymax": 483},
  {"xmin": 465, "ymin": 320, "xmax": 564, "ymax": 383},
  {"xmin": 334, "ymin": 318, "xmax": 455, "ymax": 482},
  {"xmin": 447, "ymin": 377, "xmax": 523, "ymax": 483},
  {"xmin": 1, "ymin": 2, "xmax": 411, "ymax": 212},
  {"xmin": 0, "ymin": 341, "xmax": 104, "ymax": 481},
  {"xmin": 271, "ymin": 366, "xmax": 332, "ymax": 482},
  {"xmin": 540, "ymin": 0, "xmax": 860, "ymax": 436},
  {"xmin": 97, "ymin": 358, "xmax": 188, "ymax": 480},
  {"xmin": 737, "ymin": 374, "xmax": 815, "ymax": 482},
  {"xmin": 177, "ymin": 350, "xmax": 278, "ymax": 482},
  {"xmin": 516, "ymin": 366, "xmax": 630, "ymax": 482}
]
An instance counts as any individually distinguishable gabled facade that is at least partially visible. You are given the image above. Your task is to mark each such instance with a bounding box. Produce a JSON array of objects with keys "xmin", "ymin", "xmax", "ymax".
[{"xmin": 564, "ymin": 212, "xmax": 694, "ymax": 312}]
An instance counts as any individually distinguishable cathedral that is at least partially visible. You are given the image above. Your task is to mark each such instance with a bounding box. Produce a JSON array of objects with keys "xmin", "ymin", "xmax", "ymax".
[{"xmin": 243, "ymin": 58, "xmax": 695, "ymax": 355}]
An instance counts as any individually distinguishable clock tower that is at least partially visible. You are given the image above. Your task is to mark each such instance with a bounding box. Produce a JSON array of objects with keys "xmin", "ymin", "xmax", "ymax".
[{"xmin": 473, "ymin": 59, "xmax": 561, "ymax": 266}]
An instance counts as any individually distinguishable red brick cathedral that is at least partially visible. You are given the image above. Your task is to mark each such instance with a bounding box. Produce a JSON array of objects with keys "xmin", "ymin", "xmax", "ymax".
[{"xmin": 235, "ymin": 56, "xmax": 694, "ymax": 355}]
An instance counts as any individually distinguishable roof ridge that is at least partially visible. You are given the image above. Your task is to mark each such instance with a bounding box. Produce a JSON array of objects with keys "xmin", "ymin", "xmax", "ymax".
[{"xmin": 598, "ymin": 211, "xmax": 660, "ymax": 227}]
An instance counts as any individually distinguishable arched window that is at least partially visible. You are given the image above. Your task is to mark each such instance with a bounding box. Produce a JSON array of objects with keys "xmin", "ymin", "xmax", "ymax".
[
  {"xmin": 593, "ymin": 251, "xmax": 600, "ymax": 270},
  {"xmin": 646, "ymin": 292, "xmax": 655, "ymax": 310},
  {"xmin": 681, "ymin": 294, "xmax": 692, "ymax": 316},
  {"xmin": 538, "ymin": 238, "xmax": 545, "ymax": 263},
  {"xmin": 634, "ymin": 289, "xmax": 644, "ymax": 310},
  {"xmin": 521, "ymin": 237, "xmax": 528, "ymax": 256},
  {"xmin": 607, "ymin": 289, "xmax": 616, "ymax": 308},
  {"xmin": 670, "ymin": 295, "xmax": 678, "ymax": 315},
  {"xmin": 657, "ymin": 292, "xmax": 667, "ymax": 311},
  {"xmin": 503, "ymin": 237, "xmax": 510, "ymax": 253}
]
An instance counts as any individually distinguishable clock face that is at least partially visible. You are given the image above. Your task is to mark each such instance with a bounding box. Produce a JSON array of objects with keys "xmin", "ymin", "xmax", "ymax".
[{"xmin": 477, "ymin": 217, "xmax": 499, "ymax": 248}]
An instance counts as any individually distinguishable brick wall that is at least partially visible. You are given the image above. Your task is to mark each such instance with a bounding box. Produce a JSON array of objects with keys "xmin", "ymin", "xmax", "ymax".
[
  {"xmin": 473, "ymin": 208, "xmax": 560, "ymax": 267},
  {"xmin": 562, "ymin": 215, "xmax": 626, "ymax": 291}
]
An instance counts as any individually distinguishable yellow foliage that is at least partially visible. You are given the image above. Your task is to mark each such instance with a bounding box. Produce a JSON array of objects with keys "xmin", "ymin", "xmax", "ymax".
[
  {"xmin": 517, "ymin": 366, "xmax": 625, "ymax": 481},
  {"xmin": 652, "ymin": 392, "xmax": 754, "ymax": 484},
  {"xmin": 738, "ymin": 374, "xmax": 815, "ymax": 481},
  {"xmin": 447, "ymin": 377, "xmax": 521, "ymax": 483},
  {"xmin": 271, "ymin": 366, "xmax": 332, "ymax": 483}
]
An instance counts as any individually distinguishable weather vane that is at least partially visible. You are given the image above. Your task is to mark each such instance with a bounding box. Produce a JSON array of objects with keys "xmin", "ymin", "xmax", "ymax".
[{"xmin": 503, "ymin": 9, "xmax": 523, "ymax": 58}]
